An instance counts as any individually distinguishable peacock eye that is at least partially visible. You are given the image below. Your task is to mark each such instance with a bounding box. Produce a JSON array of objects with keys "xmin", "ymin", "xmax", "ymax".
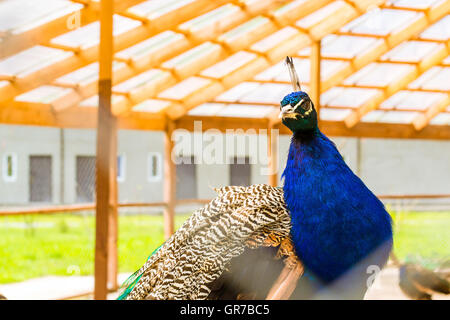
[{"xmin": 300, "ymin": 100, "xmax": 311, "ymax": 111}]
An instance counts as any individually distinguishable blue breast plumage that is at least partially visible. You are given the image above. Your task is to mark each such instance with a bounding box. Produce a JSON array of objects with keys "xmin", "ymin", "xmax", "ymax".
[{"xmin": 283, "ymin": 129, "xmax": 393, "ymax": 294}]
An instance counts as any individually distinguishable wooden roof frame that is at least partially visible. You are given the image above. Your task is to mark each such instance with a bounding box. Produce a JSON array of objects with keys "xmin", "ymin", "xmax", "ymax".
[{"xmin": 0, "ymin": 0, "xmax": 448, "ymax": 139}]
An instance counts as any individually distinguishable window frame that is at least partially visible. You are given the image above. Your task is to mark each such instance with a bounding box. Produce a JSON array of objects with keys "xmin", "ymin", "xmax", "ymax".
[
  {"xmin": 2, "ymin": 152, "xmax": 18, "ymax": 183},
  {"xmin": 148, "ymin": 152, "xmax": 162, "ymax": 182},
  {"xmin": 117, "ymin": 154, "xmax": 126, "ymax": 183}
]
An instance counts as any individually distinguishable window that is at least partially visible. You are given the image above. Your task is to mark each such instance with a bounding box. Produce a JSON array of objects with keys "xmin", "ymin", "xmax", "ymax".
[
  {"xmin": 117, "ymin": 154, "xmax": 126, "ymax": 182},
  {"xmin": 76, "ymin": 156, "xmax": 95, "ymax": 203},
  {"xmin": 176, "ymin": 156, "xmax": 197, "ymax": 200},
  {"xmin": 29, "ymin": 155, "xmax": 52, "ymax": 202},
  {"xmin": 2, "ymin": 153, "xmax": 18, "ymax": 182},
  {"xmin": 230, "ymin": 156, "xmax": 251, "ymax": 186},
  {"xmin": 148, "ymin": 152, "xmax": 162, "ymax": 182}
]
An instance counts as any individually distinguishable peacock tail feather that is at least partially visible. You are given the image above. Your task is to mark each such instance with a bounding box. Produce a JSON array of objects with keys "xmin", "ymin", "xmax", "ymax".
[
  {"xmin": 117, "ymin": 244, "xmax": 164, "ymax": 300},
  {"xmin": 121, "ymin": 184, "xmax": 296, "ymax": 300}
]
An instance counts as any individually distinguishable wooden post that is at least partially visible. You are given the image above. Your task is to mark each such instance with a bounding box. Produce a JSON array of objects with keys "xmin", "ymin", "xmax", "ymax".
[
  {"xmin": 310, "ymin": 40, "xmax": 321, "ymax": 121},
  {"xmin": 94, "ymin": 0, "xmax": 117, "ymax": 300},
  {"xmin": 267, "ymin": 126, "xmax": 278, "ymax": 187},
  {"xmin": 163, "ymin": 119, "xmax": 176, "ymax": 240}
]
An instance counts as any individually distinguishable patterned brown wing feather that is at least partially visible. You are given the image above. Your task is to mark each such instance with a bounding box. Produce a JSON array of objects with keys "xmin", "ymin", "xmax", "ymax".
[{"xmin": 124, "ymin": 184, "xmax": 295, "ymax": 300}]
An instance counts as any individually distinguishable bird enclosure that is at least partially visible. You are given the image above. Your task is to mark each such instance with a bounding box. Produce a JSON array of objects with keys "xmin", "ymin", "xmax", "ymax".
[{"xmin": 0, "ymin": 0, "xmax": 449, "ymax": 300}]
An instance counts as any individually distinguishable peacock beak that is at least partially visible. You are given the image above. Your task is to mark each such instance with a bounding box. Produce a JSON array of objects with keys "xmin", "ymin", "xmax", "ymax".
[
  {"xmin": 279, "ymin": 106, "xmax": 297, "ymax": 119},
  {"xmin": 280, "ymin": 98, "xmax": 305, "ymax": 119}
]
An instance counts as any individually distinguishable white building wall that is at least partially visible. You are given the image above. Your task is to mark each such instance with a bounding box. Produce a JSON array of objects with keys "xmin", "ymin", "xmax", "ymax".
[
  {"xmin": 0, "ymin": 125, "xmax": 449, "ymax": 209},
  {"xmin": 0, "ymin": 125, "xmax": 61, "ymax": 205}
]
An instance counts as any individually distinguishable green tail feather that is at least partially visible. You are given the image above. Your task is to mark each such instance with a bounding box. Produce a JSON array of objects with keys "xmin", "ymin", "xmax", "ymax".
[{"xmin": 117, "ymin": 243, "xmax": 164, "ymax": 300}]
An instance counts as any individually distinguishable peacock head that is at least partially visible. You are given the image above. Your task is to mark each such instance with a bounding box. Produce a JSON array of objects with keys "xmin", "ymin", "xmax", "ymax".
[
  {"xmin": 279, "ymin": 56, "xmax": 318, "ymax": 133},
  {"xmin": 280, "ymin": 91, "xmax": 317, "ymax": 133}
]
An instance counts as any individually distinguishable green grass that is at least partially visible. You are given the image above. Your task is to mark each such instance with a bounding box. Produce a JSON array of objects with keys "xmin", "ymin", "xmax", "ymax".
[
  {"xmin": 0, "ymin": 211, "xmax": 449, "ymax": 284},
  {"xmin": 0, "ymin": 213, "xmax": 188, "ymax": 284},
  {"xmin": 390, "ymin": 211, "xmax": 450, "ymax": 268}
]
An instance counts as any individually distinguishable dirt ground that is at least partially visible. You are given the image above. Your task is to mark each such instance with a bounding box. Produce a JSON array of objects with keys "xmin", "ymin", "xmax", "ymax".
[{"xmin": 0, "ymin": 266, "xmax": 448, "ymax": 300}]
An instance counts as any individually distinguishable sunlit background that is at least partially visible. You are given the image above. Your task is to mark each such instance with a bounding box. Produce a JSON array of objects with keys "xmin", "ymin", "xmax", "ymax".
[{"xmin": 0, "ymin": 0, "xmax": 449, "ymax": 300}]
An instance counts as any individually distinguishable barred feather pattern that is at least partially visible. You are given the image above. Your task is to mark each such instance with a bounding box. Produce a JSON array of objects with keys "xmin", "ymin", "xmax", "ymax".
[{"xmin": 124, "ymin": 184, "xmax": 293, "ymax": 300}]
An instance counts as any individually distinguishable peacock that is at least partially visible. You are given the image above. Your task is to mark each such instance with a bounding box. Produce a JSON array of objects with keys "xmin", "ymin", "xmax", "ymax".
[
  {"xmin": 118, "ymin": 57, "xmax": 395, "ymax": 300},
  {"xmin": 391, "ymin": 253, "xmax": 450, "ymax": 300}
]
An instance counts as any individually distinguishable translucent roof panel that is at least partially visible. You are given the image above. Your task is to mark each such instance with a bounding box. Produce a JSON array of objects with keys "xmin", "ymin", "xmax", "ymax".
[
  {"xmin": 390, "ymin": 0, "xmax": 444, "ymax": 9},
  {"xmin": 15, "ymin": 85, "xmax": 73, "ymax": 104},
  {"xmin": 0, "ymin": 0, "xmax": 448, "ymax": 135},
  {"xmin": 55, "ymin": 62, "xmax": 100, "ymax": 86},
  {"xmin": 408, "ymin": 67, "xmax": 450, "ymax": 91},
  {"xmin": 321, "ymin": 87, "xmax": 382, "ymax": 108},
  {"xmin": 201, "ymin": 51, "xmax": 256, "ymax": 78},
  {"xmin": 299, "ymin": 35, "xmax": 381, "ymax": 59},
  {"xmin": 295, "ymin": 1, "xmax": 346, "ymax": 29},
  {"xmin": 251, "ymin": 26, "xmax": 301, "ymax": 54},
  {"xmin": 254, "ymin": 60, "xmax": 288, "ymax": 81},
  {"xmin": 132, "ymin": 99, "xmax": 171, "ymax": 113},
  {"xmin": 272, "ymin": 0, "xmax": 309, "ymax": 19},
  {"xmin": 252, "ymin": 57, "xmax": 349, "ymax": 84},
  {"xmin": 115, "ymin": 31, "xmax": 186, "ymax": 61},
  {"xmin": 219, "ymin": 16, "xmax": 273, "ymax": 46},
  {"xmin": 419, "ymin": 15, "xmax": 450, "ymax": 41},
  {"xmin": 188, "ymin": 103, "xmax": 225, "ymax": 116},
  {"xmin": 178, "ymin": 3, "xmax": 242, "ymax": 33},
  {"xmin": 51, "ymin": 15, "xmax": 141, "ymax": 50},
  {"xmin": 239, "ymin": 83, "xmax": 291, "ymax": 104},
  {"xmin": 380, "ymin": 90, "xmax": 448, "ymax": 111},
  {"xmin": 162, "ymin": 42, "xmax": 222, "ymax": 70},
  {"xmin": 80, "ymin": 94, "xmax": 126, "ymax": 108},
  {"xmin": 0, "ymin": 0, "xmax": 83, "ymax": 34},
  {"xmin": 215, "ymin": 82, "xmax": 261, "ymax": 102},
  {"xmin": 158, "ymin": 76, "xmax": 211, "ymax": 100},
  {"xmin": 343, "ymin": 63, "xmax": 415, "ymax": 87},
  {"xmin": 188, "ymin": 102, "xmax": 276, "ymax": 118},
  {"xmin": 430, "ymin": 113, "xmax": 450, "ymax": 125},
  {"xmin": 319, "ymin": 108, "xmax": 352, "ymax": 121},
  {"xmin": 341, "ymin": 9, "xmax": 421, "ymax": 36},
  {"xmin": 0, "ymin": 45, "xmax": 73, "ymax": 77},
  {"xmin": 216, "ymin": 104, "xmax": 275, "ymax": 118},
  {"xmin": 113, "ymin": 69, "xmax": 170, "ymax": 94},
  {"xmin": 381, "ymin": 41, "xmax": 444, "ymax": 63},
  {"xmin": 273, "ymin": 59, "xmax": 350, "ymax": 83},
  {"xmin": 362, "ymin": 110, "xmax": 420, "ymax": 124},
  {"xmin": 442, "ymin": 56, "xmax": 450, "ymax": 65},
  {"xmin": 128, "ymin": 0, "xmax": 197, "ymax": 20}
]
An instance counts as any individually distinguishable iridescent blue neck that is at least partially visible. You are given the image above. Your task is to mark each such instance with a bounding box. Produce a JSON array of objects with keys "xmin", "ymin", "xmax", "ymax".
[
  {"xmin": 282, "ymin": 128, "xmax": 344, "ymax": 192},
  {"xmin": 281, "ymin": 128, "xmax": 392, "ymax": 289}
]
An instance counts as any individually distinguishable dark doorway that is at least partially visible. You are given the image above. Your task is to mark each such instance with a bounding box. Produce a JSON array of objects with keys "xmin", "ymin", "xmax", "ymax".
[
  {"xmin": 76, "ymin": 156, "xmax": 96, "ymax": 203},
  {"xmin": 230, "ymin": 156, "xmax": 251, "ymax": 186},
  {"xmin": 176, "ymin": 156, "xmax": 197, "ymax": 200},
  {"xmin": 29, "ymin": 155, "xmax": 52, "ymax": 202}
]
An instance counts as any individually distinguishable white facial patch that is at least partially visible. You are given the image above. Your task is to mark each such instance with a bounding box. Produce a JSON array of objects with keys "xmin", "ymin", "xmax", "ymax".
[{"xmin": 279, "ymin": 99, "xmax": 305, "ymax": 119}]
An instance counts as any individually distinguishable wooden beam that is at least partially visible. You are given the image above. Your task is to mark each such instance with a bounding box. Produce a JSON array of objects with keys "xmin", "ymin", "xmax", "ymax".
[
  {"xmin": 310, "ymin": 40, "xmax": 321, "ymax": 121},
  {"xmin": 168, "ymin": 0, "xmax": 389, "ymax": 119},
  {"xmin": 267, "ymin": 125, "xmax": 279, "ymax": 187},
  {"xmin": 320, "ymin": 9, "xmax": 449, "ymax": 93},
  {"xmin": 344, "ymin": 45, "xmax": 449, "ymax": 128},
  {"xmin": 0, "ymin": 0, "xmax": 231, "ymax": 106},
  {"xmin": 91, "ymin": 0, "xmax": 377, "ymax": 119},
  {"xmin": 2, "ymin": 194, "xmax": 449, "ymax": 217},
  {"xmin": 163, "ymin": 119, "xmax": 176, "ymax": 240},
  {"xmin": 176, "ymin": 115, "xmax": 450, "ymax": 140},
  {"xmin": 94, "ymin": 0, "xmax": 117, "ymax": 300},
  {"xmin": 72, "ymin": 0, "xmax": 301, "ymax": 115},
  {"xmin": 412, "ymin": 95, "xmax": 450, "ymax": 131},
  {"xmin": 317, "ymin": 120, "xmax": 450, "ymax": 140}
]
